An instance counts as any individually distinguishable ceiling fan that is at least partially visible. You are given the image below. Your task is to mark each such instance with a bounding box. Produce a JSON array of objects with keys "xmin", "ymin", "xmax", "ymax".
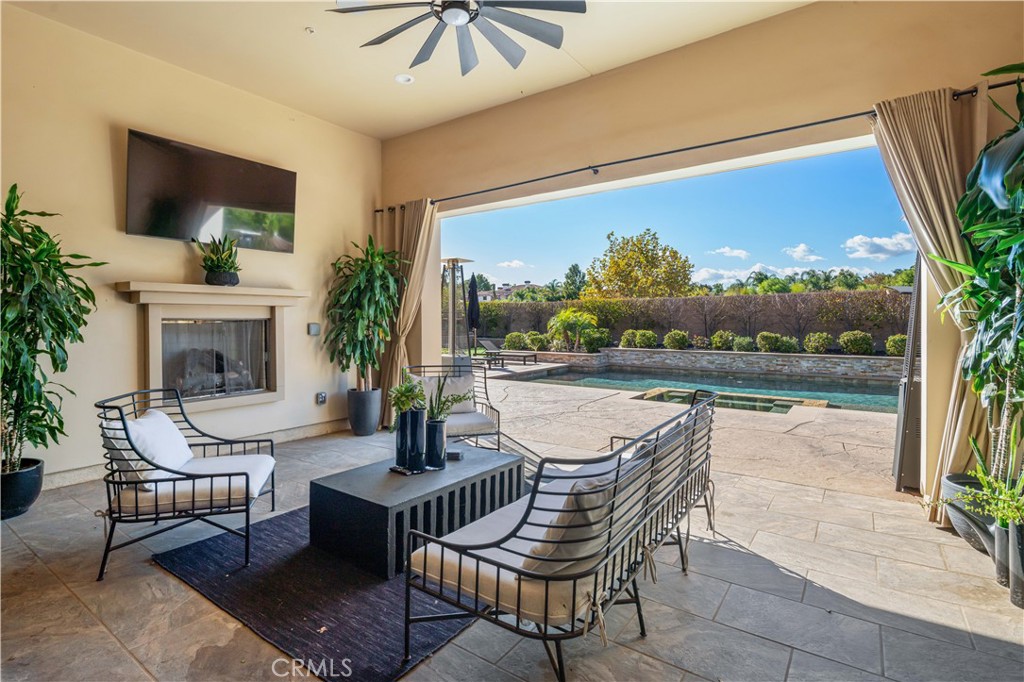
[{"xmin": 329, "ymin": 1, "xmax": 587, "ymax": 76}]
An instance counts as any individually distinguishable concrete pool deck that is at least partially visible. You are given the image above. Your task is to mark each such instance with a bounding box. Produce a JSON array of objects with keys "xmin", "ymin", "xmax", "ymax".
[{"xmin": 486, "ymin": 364, "xmax": 908, "ymax": 502}]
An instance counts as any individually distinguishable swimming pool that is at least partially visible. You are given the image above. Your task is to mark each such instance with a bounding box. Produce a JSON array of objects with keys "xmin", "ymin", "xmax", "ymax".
[{"xmin": 524, "ymin": 369, "xmax": 899, "ymax": 413}]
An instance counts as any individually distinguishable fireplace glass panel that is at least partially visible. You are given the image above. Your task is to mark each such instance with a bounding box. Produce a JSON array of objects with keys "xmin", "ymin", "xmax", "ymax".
[{"xmin": 162, "ymin": 319, "xmax": 269, "ymax": 400}]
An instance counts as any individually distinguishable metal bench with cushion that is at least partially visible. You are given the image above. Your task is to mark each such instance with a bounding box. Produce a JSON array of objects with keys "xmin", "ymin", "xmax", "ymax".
[
  {"xmin": 94, "ymin": 388, "xmax": 275, "ymax": 580},
  {"xmin": 403, "ymin": 394, "xmax": 716, "ymax": 681}
]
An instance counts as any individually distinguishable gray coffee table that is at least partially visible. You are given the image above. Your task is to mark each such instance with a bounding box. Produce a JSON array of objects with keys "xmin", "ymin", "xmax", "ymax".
[{"xmin": 309, "ymin": 444, "xmax": 524, "ymax": 579}]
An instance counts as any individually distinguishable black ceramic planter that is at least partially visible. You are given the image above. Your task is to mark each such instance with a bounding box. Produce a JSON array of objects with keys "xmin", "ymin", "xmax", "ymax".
[
  {"xmin": 395, "ymin": 409, "xmax": 426, "ymax": 469},
  {"xmin": 994, "ymin": 524, "xmax": 1010, "ymax": 587},
  {"xmin": 942, "ymin": 474, "xmax": 994, "ymax": 554},
  {"xmin": 425, "ymin": 419, "xmax": 446, "ymax": 469},
  {"xmin": 348, "ymin": 388, "xmax": 381, "ymax": 437},
  {"xmin": 1010, "ymin": 522, "xmax": 1023, "ymax": 609},
  {"xmin": 205, "ymin": 271, "xmax": 239, "ymax": 286},
  {"xmin": 395, "ymin": 411, "xmax": 411, "ymax": 468},
  {"xmin": 1, "ymin": 458, "xmax": 44, "ymax": 520}
]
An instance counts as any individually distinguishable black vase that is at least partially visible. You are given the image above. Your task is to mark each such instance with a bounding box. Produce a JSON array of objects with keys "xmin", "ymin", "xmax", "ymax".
[
  {"xmin": 395, "ymin": 410, "xmax": 411, "ymax": 468},
  {"xmin": 406, "ymin": 409, "xmax": 427, "ymax": 473},
  {"xmin": 425, "ymin": 419, "xmax": 447, "ymax": 470},
  {"xmin": 1010, "ymin": 522, "xmax": 1023, "ymax": 609},
  {"xmin": 994, "ymin": 524, "xmax": 1011, "ymax": 587},
  {"xmin": 205, "ymin": 271, "xmax": 239, "ymax": 286},
  {"xmin": 1, "ymin": 458, "xmax": 44, "ymax": 520}
]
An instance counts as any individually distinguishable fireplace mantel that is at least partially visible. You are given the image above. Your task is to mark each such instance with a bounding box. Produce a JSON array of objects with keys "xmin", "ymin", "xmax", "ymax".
[{"xmin": 116, "ymin": 281, "xmax": 310, "ymax": 412}]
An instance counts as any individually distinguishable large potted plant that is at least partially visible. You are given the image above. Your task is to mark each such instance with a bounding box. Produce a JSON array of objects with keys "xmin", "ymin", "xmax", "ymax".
[
  {"xmin": 1, "ymin": 185, "xmax": 104, "ymax": 518},
  {"xmin": 934, "ymin": 65, "xmax": 1024, "ymax": 598},
  {"xmin": 324, "ymin": 235, "xmax": 403, "ymax": 436}
]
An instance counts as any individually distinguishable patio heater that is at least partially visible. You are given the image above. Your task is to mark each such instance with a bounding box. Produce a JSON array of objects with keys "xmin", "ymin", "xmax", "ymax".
[{"xmin": 442, "ymin": 257, "xmax": 473, "ymax": 368}]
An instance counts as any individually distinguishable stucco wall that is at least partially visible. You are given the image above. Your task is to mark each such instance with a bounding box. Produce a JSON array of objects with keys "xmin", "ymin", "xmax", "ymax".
[{"xmin": 1, "ymin": 7, "xmax": 382, "ymax": 479}]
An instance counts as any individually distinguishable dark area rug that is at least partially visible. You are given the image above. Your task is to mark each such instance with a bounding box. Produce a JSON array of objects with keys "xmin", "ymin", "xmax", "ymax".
[{"xmin": 153, "ymin": 507, "xmax": 471, "ymax": 681}]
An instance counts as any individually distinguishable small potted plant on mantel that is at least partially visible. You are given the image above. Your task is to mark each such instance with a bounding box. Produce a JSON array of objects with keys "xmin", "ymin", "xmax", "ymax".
[
  {"xmin": 933, "ymin": 64, "xmax": 1024, "ymax": 607},
  {"xmin": 324, "ymin": 236, "xmax": 403, "ymax": 436},
  {"xmin": 424, "ymin": 376, "xmax": 472, "ymax": 470},
  {"xmin": 192, "ymin": 236, "xmax": 241, "ymax": 286},
  {"xmin": 388, "ymin": 371, "xmax": 426, "ymax": 472},
  {"xmin": 1, "ymin": 184, "xmax": 105, "ymax": 519}
]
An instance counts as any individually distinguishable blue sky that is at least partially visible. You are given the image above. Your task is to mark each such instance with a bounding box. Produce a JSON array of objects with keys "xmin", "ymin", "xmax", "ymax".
[{"xmin": 441, "ymin": 146, "xmax": 916, "ymax": 287}]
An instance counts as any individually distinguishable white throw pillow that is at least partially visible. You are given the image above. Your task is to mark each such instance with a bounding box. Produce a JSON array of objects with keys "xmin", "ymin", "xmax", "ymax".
[
  {"xmin": 410, "ymin": 373, "xmax": 476, "ymax": 415},
  {"xmin": 101, "ymin": 419, "xmax": 152, "ymax": 490},
  {"xmin": 125, "ymin": 409, "xmax": 194, "ymax": 478}
]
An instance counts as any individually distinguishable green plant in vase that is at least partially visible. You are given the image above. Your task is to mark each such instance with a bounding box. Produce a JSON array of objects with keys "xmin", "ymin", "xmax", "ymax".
[
  {"xmin": 931, "ymin": 64, "xmax": 1024, "ymax": 604},
  {"xmin": 1, "ymin": 184, "xmax": 105, "ymax": 518},
  {"xmin": 424, "ymin": 376, "xmax": 472, "ymax": 469},
  {"xmin": 192, "ymin": 236, "xmax": 241, "ymax": 286},
  {"xmin": 388, "ymin": 370, "xmax": 426, "ymax": 470}
]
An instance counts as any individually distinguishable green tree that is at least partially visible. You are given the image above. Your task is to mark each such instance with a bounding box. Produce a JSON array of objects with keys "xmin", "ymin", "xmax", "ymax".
[
  {"xmin": 563, "ymin": 263, "xmax": 586, "ymax": 300},
  {"xmin": 542, "ymin": 279, "xmax": 564, "ymax": 301},
  {"xmin": 547, "ymin": 308, "xmax": 598, "ymax": 352},
  {"xmin": 474, "ymin": 273, "xmax": 493, "ymax": 291},
  {"xmin": 832, "ymin": 269, "xmax": 865, "ymax": 290},
  {"xmin": 583, "ymin": 229, "xmax": 693, "ymax": 299},
  {"xmin": 757, "ymin": 277, "xmax": 791, "ymax": 294}
]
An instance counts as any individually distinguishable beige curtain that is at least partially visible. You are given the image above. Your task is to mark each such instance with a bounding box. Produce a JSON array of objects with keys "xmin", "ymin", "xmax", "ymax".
[
  {"xmin": 377, "ymin": 199, "xmax": 438, "ymax": 427},
  {"xmin": 871, "ymin": 86, "xmax": 989, "ymax": 523}
]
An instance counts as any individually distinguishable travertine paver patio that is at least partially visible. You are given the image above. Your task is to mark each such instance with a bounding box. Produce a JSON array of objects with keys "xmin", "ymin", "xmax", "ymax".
[{"xmin": 3, "ymin": 379, "xmax": 1022, "ymax": 681}]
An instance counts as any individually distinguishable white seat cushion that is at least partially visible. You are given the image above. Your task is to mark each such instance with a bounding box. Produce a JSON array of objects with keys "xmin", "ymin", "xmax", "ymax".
[
  {"xmin": 112, "ymin": 454, "xmax": 274, "ymax": 515},
  {"xmin": 409, "ymin": 475, "xmax": 593, "ymax": 626},
  {"xmin": 446, "ymin": 411, "xmax": 496, "ymax": 436}
]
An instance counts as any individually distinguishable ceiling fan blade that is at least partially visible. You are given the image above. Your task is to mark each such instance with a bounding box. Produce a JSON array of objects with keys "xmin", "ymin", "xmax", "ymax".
[
  {"xmin": 478, "ymin": 6, "xmax": 563, "ymax": 48},
  {"xmin": 328, "ymin": 2, "xmax": 431, "ymax": 15},
  {"xmin": 410, "ymin": 21, "xmax": 446, "ymax": 67},
  {"xmin": 473, "ymin": 17, "xmax": 526, "ymax": 69},
  {"xmin": 484, "ymin": 1, "xmax": 586, "ymax": 14},
  {"xmin": 361, "ymin": 12, "xmax": 433, "ymax": 46},
  {"xmin": 456, "ymin": 24, "xmax": 479, "ymax": 76}
]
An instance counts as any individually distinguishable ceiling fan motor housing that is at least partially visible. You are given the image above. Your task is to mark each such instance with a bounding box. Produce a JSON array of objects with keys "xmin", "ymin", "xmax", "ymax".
[{"xmin": 436, "ymin": 1, "xmax": 476, "ymax": 27}]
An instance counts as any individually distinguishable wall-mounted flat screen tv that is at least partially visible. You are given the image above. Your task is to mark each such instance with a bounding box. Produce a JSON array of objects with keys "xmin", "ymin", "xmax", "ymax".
[{"xmin": 126, "ymin": 130, "xmax": 296, "ymax": 253}]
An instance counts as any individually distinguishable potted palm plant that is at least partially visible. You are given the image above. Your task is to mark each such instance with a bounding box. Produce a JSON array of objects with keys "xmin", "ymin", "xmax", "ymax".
[
  {"xmin": 324, "ymin": 236, "xmax": 403, "ymax": 436},
  {"xmin": 424, "ymin": 376, "xmax": 472, "ymax": 469},
  {"xmin": 388, "ymin": 371, "xmax": 425, "ymax": 471},
  {"xmin": 934, "ymin": 65, "xmax": 1024, "ymax": 604},
  {"xmin": 192, "ymin": 236, "xmax": 241, "ymax": 286},
  {"xmin": 1, "ymin": 185, "xmax": 104, "ymax": 519}
]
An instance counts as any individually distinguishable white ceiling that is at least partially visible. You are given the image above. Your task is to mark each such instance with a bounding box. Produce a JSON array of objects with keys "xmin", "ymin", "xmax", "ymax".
[{"xmin": 18, "ymin": 1, "xmax": 806, "ymax": 139}]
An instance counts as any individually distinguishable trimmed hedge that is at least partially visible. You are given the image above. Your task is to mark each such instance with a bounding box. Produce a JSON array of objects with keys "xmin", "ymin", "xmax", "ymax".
[
  {"xmin": 581, "ymin": 328, "xmax": 611, "ymax": 353},
  {"xmin": 732, "ymin": 336, "xmax": 756, "ymax": 352},
  {"xmin": 886, "ymin": 334, "xmax": 907, "ymax": 357},
  {"xmin": 619, "ymin": 329, "xmax": 639, "ymax": 348},
  {"xmin": 803, "ymin": 332, "xmax": 833, "ymax": 355},
  {"xmin": 503, "ymin": 332, "xmax": 529, "ymax": 350},
  {"xmin": 525, "ymin": 330, "xmax": 547, "ymax": 352},
  {"xmin": 710, "ymin": 329, "xmax": 737, "ymax": 351},
  {"xmin": 778, "ymin": 336, "xmax": 800, "ymax": 353},
  {"xmin": 839, "ymin": 330, "xmax": 874, "ymax": 355},
  {"xmin": 691, "ymin": 335, "xmax": 710, "ymax": 349},
  {"xmin": 663, "ymin": 329, "xmax": 690, "ymax": 350},
  {"xmin": 756, "ymin": 332, "xmax": 783, "ymax": 353},
  {"xmin": 635, "ymin": 330, "xmax": 658, "ymax": 348}
]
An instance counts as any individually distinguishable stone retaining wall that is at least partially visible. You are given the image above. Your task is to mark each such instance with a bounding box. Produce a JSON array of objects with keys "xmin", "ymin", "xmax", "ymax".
[{"xmin": 532, "ymin": 348, "xmax": 902, "ymax": 382}]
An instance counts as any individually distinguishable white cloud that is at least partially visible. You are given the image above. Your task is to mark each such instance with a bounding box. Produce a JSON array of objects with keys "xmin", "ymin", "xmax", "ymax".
[
  {"xmin": 693, "ymin": 262, "xmax": 808, "ymax": 285},
  {"xmin": 782, "ymin": 243, "xmax": 825, "ymax": 263},
  {"xmin": 828, "ymin": 265, "xmax": 874, "ymax": 276},
  {"xmin": 708, "ymin": 246, "xmax": 750, "ymax": 260},
  {"xmin": 842, "ymin": 232, "xmax": 916, "ymax": 261},
  {"xmin": 496, "ymin": 259, "xmax": 529, "ymax": 268}
]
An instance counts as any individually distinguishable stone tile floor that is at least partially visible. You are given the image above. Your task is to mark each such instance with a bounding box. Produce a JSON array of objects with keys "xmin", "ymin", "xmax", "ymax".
[{"xmin": 3, "ymin": 380, "xmax": 1022, "ymax": 681}]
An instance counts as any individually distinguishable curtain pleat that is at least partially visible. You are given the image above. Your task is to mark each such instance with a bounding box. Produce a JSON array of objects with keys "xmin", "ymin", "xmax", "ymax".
[
  {"xmin": 871, "ymin": 86, "xmax": 989, "ymax": 523},
  {"xmin": 377, "ymin": 199, "xmax": 438, "ymax": 427}
]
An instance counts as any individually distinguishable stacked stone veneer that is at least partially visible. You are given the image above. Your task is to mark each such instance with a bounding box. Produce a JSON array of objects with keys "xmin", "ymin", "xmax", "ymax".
[{"xmin": 533, "ymin": 348, "xmax": 902, "ymax": 382}]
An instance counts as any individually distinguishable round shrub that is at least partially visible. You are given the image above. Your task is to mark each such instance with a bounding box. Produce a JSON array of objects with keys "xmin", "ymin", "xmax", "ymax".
[
  {"xmin": 803, "ymin": 332, "xmax": 833, "ymax": 355},
  {"xmin": 710, "ymin": 329, "xmax": 737, "ymax": 351},
  {"xmin": 663, "ymin": 329, "xmax": 690, "ymax": 350},
  {"xmin": 886, "ymin": 334, "xmax": 908, "ymax": 357},
  {"xmin": 525, "ymin": 331, "xmax": 547, "ymax": 352},
  {"xmin": 503, "ymin": 332, "xmax": 529, "ymax": 350},
  {"xmin": 839, "ymin": 330, "xmax": 874, "ymax": 355},
  {"xmin": 619, "ymin": 329, "xmax": 639, "ymax": 348},
  {"xmin": 690, "ymin": 335, "xmax": 710, "ymax": 349},
  {"xmin": 778, "ymin": 336, "xmax": 800, "ymax": 353},
  {"xmin": 635, "ymin": 330, "xmax": 658, "ymax": 348},
  {"xmin": 732, "ymin": 336, "xmax": 755, "ymax": 352},
  {"xmin": 756, "ymin": 331, "xmax": 783, "ymax": 353},
  {"xmin": 581, "ymin": 328, "xmax": 611, "ymax": 353}
]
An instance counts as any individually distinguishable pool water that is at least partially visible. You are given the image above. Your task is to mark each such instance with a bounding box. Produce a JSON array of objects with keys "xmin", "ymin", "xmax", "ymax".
[{"xmin": 528, "ymin": 369, "xmax": 899, "ymax": 413}]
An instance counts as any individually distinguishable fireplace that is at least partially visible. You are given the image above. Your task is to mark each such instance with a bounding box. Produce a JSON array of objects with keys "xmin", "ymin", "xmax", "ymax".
[
  {"xmin": 116, "ymin": 281, "xmax": 309, "ymax": 412},
  {"xmin": 162, "ymin": 319, "xmax": 269, "ymax": 399}
]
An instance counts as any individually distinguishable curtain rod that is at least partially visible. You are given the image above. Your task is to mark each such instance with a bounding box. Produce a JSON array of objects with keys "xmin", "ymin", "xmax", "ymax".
[{"xmin": 421, "ymin": 79, "xmax": 1018, "ymax": 207}]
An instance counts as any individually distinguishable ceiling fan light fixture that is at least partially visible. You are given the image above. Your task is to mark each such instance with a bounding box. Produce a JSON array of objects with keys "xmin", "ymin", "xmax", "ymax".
[{"xmin": 440, "ymin": 1, "xmax": 472, "ymax": 26}]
